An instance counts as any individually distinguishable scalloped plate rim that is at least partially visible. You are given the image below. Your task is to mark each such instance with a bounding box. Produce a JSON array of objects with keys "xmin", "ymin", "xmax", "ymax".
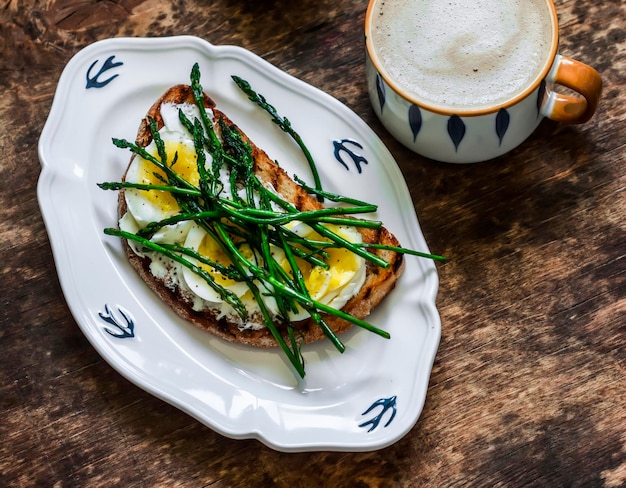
[{"xmin": 37, "ymin": 36, "xmax": 441, "ymax": 452}]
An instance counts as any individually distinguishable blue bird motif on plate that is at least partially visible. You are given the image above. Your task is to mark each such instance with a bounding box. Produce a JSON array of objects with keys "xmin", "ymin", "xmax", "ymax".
[
  {"xmin": 333, "ymin": 138, "xmax": 368, "ymax": 173},
  {"xmin": 98, "ymin": 304, "xmax": 135, "ymax": 338},
  {"xmin": 359, "ymin": 396, "xmax": 398, "ymax": 432},
  {"xmin": 86, "ymin": 55, "xmax": 123, "ymax": 89}
]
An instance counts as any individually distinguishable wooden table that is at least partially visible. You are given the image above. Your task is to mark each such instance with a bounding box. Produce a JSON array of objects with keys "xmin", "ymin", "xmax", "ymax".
[{"xmin": 2, "ymin": 1, "xmax": 624, "ymax": 486}]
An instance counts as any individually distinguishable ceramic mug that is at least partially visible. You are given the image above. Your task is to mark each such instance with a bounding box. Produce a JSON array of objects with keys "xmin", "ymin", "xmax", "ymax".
[{"xmin": 365, "ymin": 0, "xmax": 602, "ymax": 163}]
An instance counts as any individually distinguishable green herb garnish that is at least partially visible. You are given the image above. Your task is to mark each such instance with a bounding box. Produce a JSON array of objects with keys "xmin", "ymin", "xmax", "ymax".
[{"xmin": 98, "ymin": 63, "xmax": 447, "ymax": 379}]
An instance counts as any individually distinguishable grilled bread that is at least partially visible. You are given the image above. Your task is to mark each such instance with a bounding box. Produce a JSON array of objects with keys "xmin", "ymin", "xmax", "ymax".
[{"xmin": 118, "ymin": 84, "xmax": 405, "ymax": 348}]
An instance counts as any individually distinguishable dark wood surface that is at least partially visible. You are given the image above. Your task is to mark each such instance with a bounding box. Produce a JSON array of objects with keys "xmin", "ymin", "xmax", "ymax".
[{"xmin": 2, "ymin": 1, "xmax": 624, "ymax": 486}]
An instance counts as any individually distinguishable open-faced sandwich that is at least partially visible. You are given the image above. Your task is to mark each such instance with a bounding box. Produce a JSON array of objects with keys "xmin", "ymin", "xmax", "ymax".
[{"xmin": 99, "ymin": 64, "xmax": 443, "ymax": 377}]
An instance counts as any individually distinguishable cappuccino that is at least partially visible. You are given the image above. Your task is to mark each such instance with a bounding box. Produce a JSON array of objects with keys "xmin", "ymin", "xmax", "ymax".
[{"xmin": 369, "ymin": 0, "xmax": 554, "ymax": 111}]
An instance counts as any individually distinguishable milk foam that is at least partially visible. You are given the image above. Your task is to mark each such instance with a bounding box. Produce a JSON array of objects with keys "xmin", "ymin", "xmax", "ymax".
[{"xmin": 370, "ymin": 0, "xmax": 553, "ymax": 110}]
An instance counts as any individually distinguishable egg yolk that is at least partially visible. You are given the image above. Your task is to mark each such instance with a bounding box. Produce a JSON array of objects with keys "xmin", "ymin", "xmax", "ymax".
[
  {"xmin": 304, "ymin": 246, "xmax": 360, "ymax": 299},
  {"xmin": 283, "ymin": 226, "xmax": 362, "ymax": 300},
  {"xmin": 137, "ymin": 140, "xmax": 200, "ymax": 214},
  {"xmin": 197, "ymin": 232, "xmax": 254, "ymax": 289}
]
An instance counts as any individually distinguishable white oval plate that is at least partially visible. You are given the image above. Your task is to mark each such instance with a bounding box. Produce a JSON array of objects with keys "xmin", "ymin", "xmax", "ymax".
[{"xmin": 37, "ymin": 36, "xmax": 440, "ymax": 452}]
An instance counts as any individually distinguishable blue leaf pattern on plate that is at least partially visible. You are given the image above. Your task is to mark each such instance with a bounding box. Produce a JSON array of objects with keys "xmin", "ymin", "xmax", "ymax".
[
  {"xmin": 409, "ymin": 105, "xmax": 422, "ymax": 142},
  {"xmin": 495, "ymin": 108, "xmax": 510, "ymax": 146},
  {"xmin": 447, "ymin": 115, "xmax": 466, "ymax": 151}
]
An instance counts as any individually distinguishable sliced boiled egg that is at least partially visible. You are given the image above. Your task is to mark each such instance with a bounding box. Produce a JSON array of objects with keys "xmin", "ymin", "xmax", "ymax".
[
  {"xmin": 121, "ymin": 101, "xmax": 367, "ymax": 321},
  {"xmin": 181, "ymin": 224, "xmax": 251, "ymax": 303},
  {"xmin": 124, "ymin": 102, "xmax": 212, "ymax": 227},
  {"xmin": 277, "ymin": 223, "xmax": 367, "ymax": 321},
  {"xmin": 124, "ymin": 133, "xmax": 202, "ymax": 225}
]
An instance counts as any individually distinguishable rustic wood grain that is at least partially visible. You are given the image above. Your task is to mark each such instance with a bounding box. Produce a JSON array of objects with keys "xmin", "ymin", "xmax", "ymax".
[{"xmin": 1, "ymin": 0, "xmax": 624, "ymax": 486}]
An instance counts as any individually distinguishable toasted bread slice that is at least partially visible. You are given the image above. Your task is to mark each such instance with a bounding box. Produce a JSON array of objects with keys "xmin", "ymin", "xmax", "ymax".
[{"xmin": 118, "ymin": 84, "xmax": 404, "ymax": 348}]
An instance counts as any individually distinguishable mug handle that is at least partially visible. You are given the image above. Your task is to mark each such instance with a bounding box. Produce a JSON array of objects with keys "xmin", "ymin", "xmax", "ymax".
[{"xmin": 544, "ymin": 54, "xmax": 602, "ymax": 124}]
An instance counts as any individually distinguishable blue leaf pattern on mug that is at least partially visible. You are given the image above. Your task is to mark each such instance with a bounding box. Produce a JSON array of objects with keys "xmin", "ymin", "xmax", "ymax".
[
  {"xmin": 376, "ymin": 73, "xmax": 386, "ymax": 113},
  {"xmin": 447, "ymin": 115, "xmax": 466, "ymax": 151},
  {"xmin": 409, "ymin": 105, "xmax": 422, "ymax": 142},
  {"xmin": 495, "ymin": 108, "xmax": 510, "ymax": 147},
  {"xmin": 537, "ymin": 79, "xmax": 546, "ymax": 118}
]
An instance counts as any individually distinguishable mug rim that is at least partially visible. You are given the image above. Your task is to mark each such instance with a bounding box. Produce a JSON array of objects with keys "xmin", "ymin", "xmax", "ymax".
[{"xmin": 364, "ymin": 0, "xmax": 560, "ymax": 117}]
